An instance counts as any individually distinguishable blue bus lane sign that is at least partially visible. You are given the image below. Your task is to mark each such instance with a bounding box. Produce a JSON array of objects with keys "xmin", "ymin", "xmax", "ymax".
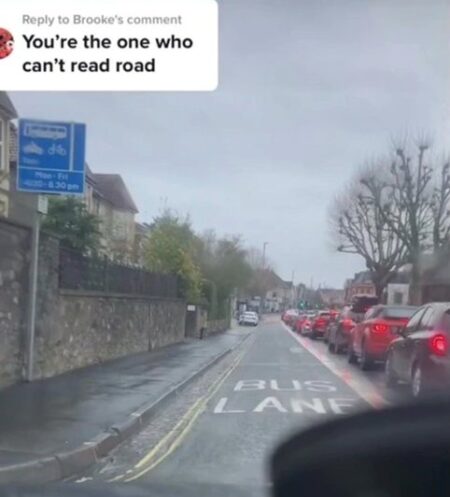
[{"xmin": 17, "ymin": 119, "xmax": 86, "ymax": 195}]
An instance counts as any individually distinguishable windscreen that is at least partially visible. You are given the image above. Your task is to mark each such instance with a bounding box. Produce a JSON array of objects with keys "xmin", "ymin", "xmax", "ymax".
[{"xmin": 1, "ymin": 1, "xmax": 449, "ymax": 494}]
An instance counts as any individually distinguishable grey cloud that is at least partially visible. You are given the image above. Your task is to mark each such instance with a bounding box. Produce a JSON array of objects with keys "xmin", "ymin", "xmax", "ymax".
[{"xmin": 10, "ymin": 0, "xmax": 450, "ymax": 287}]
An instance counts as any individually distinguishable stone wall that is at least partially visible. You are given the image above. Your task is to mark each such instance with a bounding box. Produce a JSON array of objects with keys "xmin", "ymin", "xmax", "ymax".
[
  {"xmin": 206, "ymin": 319, "xmax": 230, "ymax": 336},
  {"xmin": 0, "ymin": 219, "xmax": 30, "ymax": 387},
  {"xmin": 35, "ymin": 291, "xmax": 186, "ymax": 379},
  {"xmin": 0, "ymin": 218, "xmax": 186, "ymax": 387}
]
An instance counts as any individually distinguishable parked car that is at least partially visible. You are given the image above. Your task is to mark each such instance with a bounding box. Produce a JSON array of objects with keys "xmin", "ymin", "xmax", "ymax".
[
  {"xmin": 299, "ymin": 311, "xmax": 317, "ymax": 336},
  {"xmin": 347, "ymin": 305, "xmax": 417, "ymax": 370},
  {"xmin": 323, "ymin": 310, "xmax": 340, "ymax": 343},
  {"xmin": 385, "ymin": 302, "xmax": 450, "ymax": 398},
  {"xmin": 239, "ymin": 311, "xmax": 259, "ymax": 326},
  {"xmin": 310, "ymin": 311, "xmax": 332, "ymax": 340},
  {"xmin": 350, "ymin": 295, "xmax": 379, "ymax": 322},
  {"xmin": 282, "ymin": 309, "xmax": 298, "ymax": 326},
  {"xmin": 293, "ymin": 313, "xmax": 307, "ymax": 333},
  {"xmin": 328, "ymin": 298, "xmax": 379, "ymax": 353},
  {"xmin": 328, "ymin": 307, "xmax": 355, "ymax": 353}
]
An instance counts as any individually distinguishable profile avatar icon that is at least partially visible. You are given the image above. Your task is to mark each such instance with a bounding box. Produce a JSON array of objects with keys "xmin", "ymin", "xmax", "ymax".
[{"xmin": 0, "ymin": 28, "xmax": 14, "ymax": 59}]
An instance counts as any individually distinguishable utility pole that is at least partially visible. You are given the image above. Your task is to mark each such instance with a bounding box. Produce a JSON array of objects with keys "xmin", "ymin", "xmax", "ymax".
[
  {"xmin": 261, "ymin": 242, "xmax": 268, "ymax": 314},
  {"xmin": 262, "ymin": 242, "xmax": 268, "ymax": 269},
  {"xmin": 291, "ymin": 270, "xmax": 295, "ymax": 306},
  {"xmin": 25, "ymin": 196, "xmax": 47, "ymax": 381}
]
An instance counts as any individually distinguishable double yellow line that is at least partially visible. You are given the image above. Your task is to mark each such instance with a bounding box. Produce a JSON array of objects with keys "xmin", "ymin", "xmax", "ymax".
[{"xmin": 116, "ymin": 340, "xmax": 251, "ymax": 482}]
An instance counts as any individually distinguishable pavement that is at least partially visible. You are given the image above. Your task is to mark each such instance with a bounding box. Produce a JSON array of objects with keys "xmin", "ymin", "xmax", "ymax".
[
  {"xmin": 92, "ymin": 315, "xmax": 385, "ymax": 495},
  {"xmin": 0, "ymin": 329, "xmax": 250, "ymax": 484}
]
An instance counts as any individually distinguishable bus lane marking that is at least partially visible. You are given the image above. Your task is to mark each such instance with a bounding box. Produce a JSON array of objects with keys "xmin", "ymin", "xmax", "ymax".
[{"xmin": 212, "ymin": 378, "xmax": 358, "ymax": 415}]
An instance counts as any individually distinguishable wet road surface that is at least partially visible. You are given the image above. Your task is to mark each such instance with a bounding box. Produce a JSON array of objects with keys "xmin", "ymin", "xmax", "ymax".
[{"xmin": 106, "ymin": 316, "xmax": 390, "ymax": 493}]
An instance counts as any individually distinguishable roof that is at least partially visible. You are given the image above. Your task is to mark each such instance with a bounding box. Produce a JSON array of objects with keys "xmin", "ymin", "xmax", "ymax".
[
  {"xmin": 353, "ymin": 271, "xmax": 373, "ymax": 284},
  {"xmin": 0, "ymin": 92, "xmax": 17, "ymax": 119},
  {"xmin": 319, "ymin": 288, "xmax": 345, "ymax": 303},
  {"xmin": 91, "ymin": 173, "xmax": 138, "ymax": 213},
  {"xmin": 265, "ymin": 270, "xmax": 292, "ymax": 289}
]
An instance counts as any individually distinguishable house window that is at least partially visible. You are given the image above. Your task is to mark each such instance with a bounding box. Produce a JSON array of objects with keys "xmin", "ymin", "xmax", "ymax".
[{"xmin": 393, "ymin": 292, "xmax": 403, "ymax": 305}]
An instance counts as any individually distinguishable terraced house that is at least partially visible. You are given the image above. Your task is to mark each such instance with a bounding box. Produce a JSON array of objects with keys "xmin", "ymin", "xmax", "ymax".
[
  {"xmin": 85, "ymin": 166, "xmax": 139, "ymax": 263},
  {"xmin": 0, "ymin": 93, "xmax": 17, "ymax": 220}
]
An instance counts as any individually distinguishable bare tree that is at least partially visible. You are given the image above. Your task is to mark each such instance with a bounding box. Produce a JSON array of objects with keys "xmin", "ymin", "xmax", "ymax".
[
  {"xmin": 379, "ymin": 141, "xmax": 438, "ymax": 303},
  {"xmin": 330, "ymin": 164, "xmax": 408, "ymax": 298},
  {"xmin": 431, "ymin": 160, "xmax": 450, "ymax": 250}
]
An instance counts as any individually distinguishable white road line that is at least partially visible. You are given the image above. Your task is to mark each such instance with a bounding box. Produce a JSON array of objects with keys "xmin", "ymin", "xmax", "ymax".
[{"xmin": 282, "ymin": 322, "xmax": 388, "ymax": 409}]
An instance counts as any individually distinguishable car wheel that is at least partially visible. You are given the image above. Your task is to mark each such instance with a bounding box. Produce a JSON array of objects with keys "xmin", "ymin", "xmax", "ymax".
[
  {"xmin": 360, "ymin": 343, "xmax": 373, "ymax": 371},
  {"xmin": 385, "ymin": 351, "xmax": 399, "ymax": 388},
  {"xmin": 333, "ymin": 327, "xmax": 343, "ymax": 354},
  {"xmin": 328, "ymin": 335, "xmax": 336, "ymax": 353},
  {"xmin": 411, "ymin": 363, "xmax": 429, "ymax": 399},
  {"xmin": 347, "ymin": 343, "xmax": 358, "ymax": 364},
  {"xmin": 310, "ymin": 330, "xmax": 317, "ymax": 340}
]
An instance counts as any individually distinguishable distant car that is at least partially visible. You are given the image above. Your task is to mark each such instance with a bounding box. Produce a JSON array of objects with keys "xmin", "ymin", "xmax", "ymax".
[
  {"xmin": 282, "ymin": 309, "xmax": 298, "ymax": 326},
  {"xmin": 310, "ymin": 311, "xmax": 332, "ymax": 340},
  {"xmin": 385, "ymin": 302, "xmax": 450, "ymax": 398},
  {"xmin": 239, "ymin": 311, "xmax": 259, "ymax": 326},
  {"xmin": 347, "ymin": 305, "xmax": 417, "ymax": 370}
]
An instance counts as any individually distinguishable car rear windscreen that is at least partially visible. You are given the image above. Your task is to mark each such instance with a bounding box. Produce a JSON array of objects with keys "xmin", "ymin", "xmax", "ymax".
[
  {"xmin": 382, "ymin": 307, "xmax": 417, "ymax": 319},
  {"xmin": 351, "ymin": 297, "xmax": 379, "ymax": 313}
]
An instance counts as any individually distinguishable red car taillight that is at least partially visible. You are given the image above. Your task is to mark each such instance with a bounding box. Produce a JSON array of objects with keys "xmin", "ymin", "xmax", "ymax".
[
  {"xmin": 372, "ymin": 323, "xmax": 389, "ymax": 333},
  {"xmin": 429, "ymin": 334, "xmax": 448, "ymax": 356},
  {"xmin": 342, "ymin": 319, "xmax": 355, "ymax": 330}
]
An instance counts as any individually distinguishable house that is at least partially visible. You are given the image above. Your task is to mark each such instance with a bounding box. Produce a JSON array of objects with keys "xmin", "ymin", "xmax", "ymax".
[
  {"xmin": 0, "ymin": 92, "xmax": 18, "ymax": 219},
  {"xmin": 261, "ymin": 270, "xmax": 295, "ymax": 312},
  {"xmin": 318, "ymin": 288, "xmax": 345, "ymax": 308},
  {"xmin": 385, "ymin": 269, "xmax": 410, "ymax": 305},
  {"xmin": 85, "ymin": 168, "xmax": 139, "ymax": 262},
  {"xmin": 344, "ymin": 271, "xmax": 376, "ymax": 303},
  {"xmin": 420, "ymin": 251, "xmax": 450, "ymax": 303},
  {"xmin": 386, "ymin": 253, "xmax": 450, "ymax": 305},
  {"xmin": 132, "ymin": 221, "xmax": 152, "ymax": 266}
]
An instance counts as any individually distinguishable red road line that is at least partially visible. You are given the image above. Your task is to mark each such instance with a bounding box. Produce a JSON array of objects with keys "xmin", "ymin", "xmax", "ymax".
[{"xmin": 283, "ymin": 323, "xmax": 389, "ymax": 409}]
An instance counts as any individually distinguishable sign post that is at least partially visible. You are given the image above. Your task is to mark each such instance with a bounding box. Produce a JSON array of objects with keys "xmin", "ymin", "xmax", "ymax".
[{"xmin": 18, "ymin": 118, "xmax": 86, "ymax": 381}]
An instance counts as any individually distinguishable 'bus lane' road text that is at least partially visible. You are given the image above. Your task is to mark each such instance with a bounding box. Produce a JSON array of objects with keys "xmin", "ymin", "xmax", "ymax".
[{"xmin": 212, "ymin": 379, "xmax": 360, "ymax": 415}]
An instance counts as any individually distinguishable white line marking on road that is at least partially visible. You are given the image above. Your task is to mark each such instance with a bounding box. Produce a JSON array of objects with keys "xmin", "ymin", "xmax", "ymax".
[{"xmin": 282, "ymin": 323, "xmax": 388, "ymax": 409}]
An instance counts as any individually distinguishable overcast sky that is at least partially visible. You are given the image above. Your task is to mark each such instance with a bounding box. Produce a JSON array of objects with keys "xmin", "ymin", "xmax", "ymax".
[{"xmin": 10, "ymin": 0, "xmax": 450, "ymax": 288}]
